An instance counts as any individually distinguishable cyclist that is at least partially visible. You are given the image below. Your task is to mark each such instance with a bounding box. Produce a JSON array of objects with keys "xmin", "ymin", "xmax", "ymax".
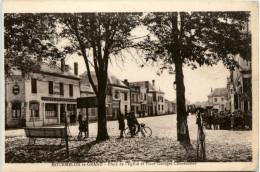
[{"xmin": 126, "ymin": 111, "xmax": 140, "ymax": 137}]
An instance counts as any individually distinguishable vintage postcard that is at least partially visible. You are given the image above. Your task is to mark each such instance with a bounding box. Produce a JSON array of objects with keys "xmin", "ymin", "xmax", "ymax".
[{"xmin": 2, "ymin": 1, "xmax": 259, "ymax": 171}]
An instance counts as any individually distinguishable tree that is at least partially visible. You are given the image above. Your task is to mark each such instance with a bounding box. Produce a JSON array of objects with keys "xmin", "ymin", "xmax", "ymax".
[
  {"xmin": 53, "ymin": 13, "xmax": 141, "ymax": 141},
  {"xmin": 4, "ymin": 13, "xmax": 60, "ymax": 78},
  {"xmin": 137, "ymin": 12, "xmax": 251, "ymax": 144}
]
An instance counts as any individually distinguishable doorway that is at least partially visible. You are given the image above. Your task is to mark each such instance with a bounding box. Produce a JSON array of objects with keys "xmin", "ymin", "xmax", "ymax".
[{"xmin": 60, "ymin": 104, "xmax": 66, "ymax": 123}]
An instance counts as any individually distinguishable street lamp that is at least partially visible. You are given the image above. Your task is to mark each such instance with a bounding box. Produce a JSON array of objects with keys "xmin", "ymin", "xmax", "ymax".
[{"xmin": 173, "ymin": 81, "xmax": 176, "ymax": 90}]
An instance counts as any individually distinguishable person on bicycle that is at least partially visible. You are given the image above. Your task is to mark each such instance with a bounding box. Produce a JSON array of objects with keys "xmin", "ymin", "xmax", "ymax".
[{"xmin": 126, "ymin": 111, "xmax": 140, "ymax": 137}]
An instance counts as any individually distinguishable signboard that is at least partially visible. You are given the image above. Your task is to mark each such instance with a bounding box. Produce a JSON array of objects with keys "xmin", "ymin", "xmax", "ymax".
[
  {"xmin": 13, "ymin": 85, "xmax": 20, "ymax": 95},
  {"xmin": 41, "ymin": 97, "xmax": 76, "ymax": 102},
  {"xmin": 77, "ymin": 97, "xmax": 98, "ymax": 108}
]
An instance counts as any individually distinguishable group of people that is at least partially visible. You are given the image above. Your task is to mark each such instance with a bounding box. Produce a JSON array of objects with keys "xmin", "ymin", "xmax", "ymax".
[
  {"xmin": 78, "ymin": 113, "xmax": 88, "ymax": 138},
  {"xmin": 198, "ymin": 110, "xmax": 252, "ymax": 130},
  {"xmin": 77, "ymin": 111, "xmax": 140, "ymax": 139},
  {"xmin": 118, "ymin": 111, "xmax": 140, "ymax": 138}
]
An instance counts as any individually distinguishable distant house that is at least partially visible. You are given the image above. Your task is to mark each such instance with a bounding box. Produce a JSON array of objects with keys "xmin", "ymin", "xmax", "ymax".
[
  {"xmin": 165, "ymin": 99, "xmax": 175, "ymax": 114},
  {"xmin": 130, "ymin": 80, "xmax": 165, "ymax": 116},
  {"xmin": 124, "ymin": 81, "xmax": 141, "ymax": 117},
  {"xmin": 207, "ymin": 88, "xmax": 228, "ymax": 111},
  {"xmin": 80, "ymin": 71, "xmax": 130, "ymax": 120}
]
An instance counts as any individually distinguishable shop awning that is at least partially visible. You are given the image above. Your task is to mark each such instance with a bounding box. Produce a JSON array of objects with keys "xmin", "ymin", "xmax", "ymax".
[{"xmin": 77, "ymin": 97, "xmax": 98, "ymax": 108}]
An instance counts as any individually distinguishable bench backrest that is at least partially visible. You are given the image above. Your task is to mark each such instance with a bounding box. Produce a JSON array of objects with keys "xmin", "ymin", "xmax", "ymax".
[{"xmin": 24, "ymin": 127, "xmax": 67, "ymax": 138}]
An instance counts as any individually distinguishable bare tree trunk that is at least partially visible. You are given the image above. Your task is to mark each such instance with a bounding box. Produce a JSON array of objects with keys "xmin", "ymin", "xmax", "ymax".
[
  {"xmin": 175, "ymin": 61, "xmax": 190, "ymax": 144},
  {"xmin": 96, "ymin": 74, "xmax": 109, "ymax": 142}
]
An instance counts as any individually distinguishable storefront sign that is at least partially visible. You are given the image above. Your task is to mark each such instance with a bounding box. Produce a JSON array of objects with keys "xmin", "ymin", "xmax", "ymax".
[
  {"xmin": 13, "ymin": 85, "xmax": 20, "ymax": 95},
  {"xmin": 41, "ymin": 97, "xmax": 76, "ymax": 102}
]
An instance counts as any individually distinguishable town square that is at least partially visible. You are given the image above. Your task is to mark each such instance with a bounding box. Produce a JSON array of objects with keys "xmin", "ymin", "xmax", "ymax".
[{"xmin": 2, "ymin": 2, "xmax": 258, "ymax": 171}]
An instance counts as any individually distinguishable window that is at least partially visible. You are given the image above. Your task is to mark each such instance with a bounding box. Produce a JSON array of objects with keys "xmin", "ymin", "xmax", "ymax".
[
  {"xmin": 144, "ymin": 93, "xmax": 146, "ymax": 101},
  {"xmin": 45, "ymin": 104, "xmax": 57, "ymax": 118},
  {"xmin": 214, "ymin": 98, "xmax": 217, "ymax": 102},
  {"xmin": 162, "ymin": 105, "xmax": 164, "ymax": 110},
  {"xmin": 60, "ymin": 83, "xmax": 64, "ymax": 96},
  {"xmin": 114, "ymin": 90, "xmax": 119, "ymax": 98},
  {"xmin": 141, "ymin": 93, "xmax": 143, "ymax": 100},
  {"xmin": 49, "ymin": 81, "xmax": 53, "ymax": 94},
  {"xmin": 136, "ymin": 95, "xmax": 138, "ymax": 102},
  {"xmin": 69, "ymin": 84, "xmax": 73, "ymax": 97},
  {"xmin": 158, "ymin": 105, "xmax": 160, "ymax": 110},
  {"xmin": 124, "ymin": 92, "xmax": 127, "ymax": 101},
  {"xmin": 12, "ymin": 102, "xmax": 21, "ymax": 118},
  {"xmin": 31, "ymin": 78, "xmax": 37, "ymax": 93},
  {"xmin": 221, "ymin": 98, "xmax": 224, "ymax": 101},
  {"xmin": 30, "ymin": 102, "xmax": 39, "ymax": 117}
]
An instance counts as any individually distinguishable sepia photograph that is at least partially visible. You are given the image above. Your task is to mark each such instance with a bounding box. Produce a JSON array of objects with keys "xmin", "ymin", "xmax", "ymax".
[{"xmin": 2, "ymin": 1, "xmax": 259, "ymax": 171}]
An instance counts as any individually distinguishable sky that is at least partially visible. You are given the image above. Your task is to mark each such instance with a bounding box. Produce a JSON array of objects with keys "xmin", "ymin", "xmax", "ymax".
[{"xmin": 66, "ymin": 53, "xmax": 230, "ymax": 104}]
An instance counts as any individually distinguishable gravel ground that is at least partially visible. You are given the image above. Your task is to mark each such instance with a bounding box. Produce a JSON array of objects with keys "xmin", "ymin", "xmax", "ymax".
[{"xmin": 5, "ymin": 114, "xmax": 252, "ymax": 163}]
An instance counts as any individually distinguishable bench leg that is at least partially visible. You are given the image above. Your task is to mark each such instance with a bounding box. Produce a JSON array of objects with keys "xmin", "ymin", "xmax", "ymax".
[
  {"xmin": 60, "ymin": 139, "xmax": 65, "ymax": 145},
  {"xmin": 28, "ymin": 138, "xmax": 36, "ymax": 145}
]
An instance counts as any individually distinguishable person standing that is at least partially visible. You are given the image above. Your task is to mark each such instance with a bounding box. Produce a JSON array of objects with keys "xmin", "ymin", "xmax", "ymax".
[
  {"xmin": 117, "ymin": 113, "xmax": 125, "ymax": 138},
  {"xmin": 78, "ymin": 112, "xmax": 82, "ymax": 124},
  {"xmin": 78, "ymin": 112, "xmax": 83, "ymax": 138}
]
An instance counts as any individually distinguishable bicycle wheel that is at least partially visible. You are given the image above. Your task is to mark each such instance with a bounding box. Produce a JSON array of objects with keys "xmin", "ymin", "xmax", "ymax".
[
  {"xmin": 141, "ymin": 127, "xmax": 152, "ymax": 137},
  {"xmin": 124, "ymin": 128, "xmax": 131, "ymax": 137}
]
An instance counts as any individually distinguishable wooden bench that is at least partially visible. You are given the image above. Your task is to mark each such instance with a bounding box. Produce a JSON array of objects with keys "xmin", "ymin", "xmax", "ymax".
[{"xmin": 24, "ymin": 127, "xmax": 69, "ymax": 145}]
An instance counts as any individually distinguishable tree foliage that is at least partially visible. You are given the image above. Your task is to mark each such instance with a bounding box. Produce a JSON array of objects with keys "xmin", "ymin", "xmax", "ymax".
[
  {"xmin": 138, "ymin": 12, "xmax": 251, "ymax": 71},
  {"xmin": 4, "ymin": 13, "xmax": 61, "ymax": 78}
]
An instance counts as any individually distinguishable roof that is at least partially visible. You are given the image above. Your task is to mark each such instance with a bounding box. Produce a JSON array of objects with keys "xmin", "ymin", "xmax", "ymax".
[
  {"xmin": 10, "ymin": 62, "xmax": 80, "ymax": 80},
  {"xmin": 80, "ymin": 71, "xmax": 129, "ymax": 90},
  {"xmin": 38, "ymin": 62, "xmax": 79, "ymax": 80},
  {"xmin": 130, "ymin": 81, "xmax": 164, "ymax": 94},
  {"xmin": 208, "ymin": 88, "xmax": 228, "ymax": 97}
]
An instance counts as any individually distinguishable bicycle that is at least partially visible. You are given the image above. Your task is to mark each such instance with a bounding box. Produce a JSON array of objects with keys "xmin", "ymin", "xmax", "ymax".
[{"xmin": 124, "ymin": 123, "xmax": 152, "ymax": 137}]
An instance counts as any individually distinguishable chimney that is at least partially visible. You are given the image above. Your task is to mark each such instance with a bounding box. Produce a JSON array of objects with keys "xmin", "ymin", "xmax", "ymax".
[
  {"xmin": 74, "ymin": 62, "xmax": 78, "ymax": 75},
  {"xmin": 124, "ymin": 79, "xmax": 129, "ymax": 86},
  {"xmin": 152, "ymin": 80, "xmax": 155, "ymax": 86},
  {"xmin": 211, "ymin": 88, "xmax": 213, "ymax": 93},
  {"xmin": 61, "ymin": 58, "xmax": 65, "ymax": 72}
]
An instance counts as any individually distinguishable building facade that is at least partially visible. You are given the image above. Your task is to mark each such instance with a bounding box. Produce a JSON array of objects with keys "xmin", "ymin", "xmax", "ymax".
[
  {"xmin": 227, "ymin": 55, "xmax": 252, "ymax": 112},
  {"xmin": 126, "ymin": 82, "xmax": 141, "ymax": 117},
  {"xmin": 5, "ymin": 62, "xmax": 80, "ymax": 127}
]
